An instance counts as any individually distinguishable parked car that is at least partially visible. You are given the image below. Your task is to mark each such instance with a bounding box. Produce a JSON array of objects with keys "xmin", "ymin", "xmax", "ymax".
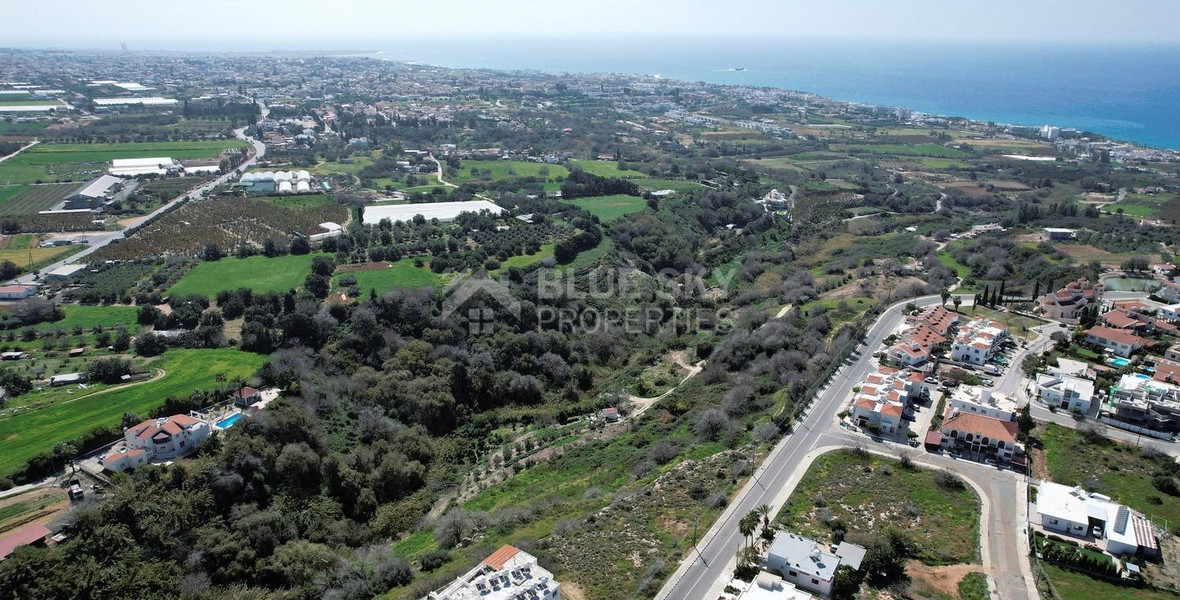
[{"xmin": 902, "ymin": 413, "xmax": 917, "ymax": 422}]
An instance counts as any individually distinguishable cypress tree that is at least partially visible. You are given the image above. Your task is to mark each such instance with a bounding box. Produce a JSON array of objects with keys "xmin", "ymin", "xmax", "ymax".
[{"xmin": 981, "ymin": 285, "xmax": 990, "ymax": 307}]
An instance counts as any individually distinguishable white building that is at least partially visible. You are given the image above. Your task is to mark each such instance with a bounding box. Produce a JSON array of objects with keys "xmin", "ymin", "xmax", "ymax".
[
  {"xmin": 950, "ymin": 317, "xmax": 1007, "ymax": 366},
  {"xmin": 1035, "ymin": 373, "xmax": 1095, "ymax": 414},
  {"xmin": 949, "ymin": 387, "xmax": 1018, "ymax": 421},
  {"xmin": 766, "ymin": 532, "xmax": 864, "ymax": 597},
  {"xmin": 109, "ymin": 157, "xmax": 180, "ymax": 177},
  {"xmin": 425, "ymin": 545, "xmax": 559, "ymax": 600},
  {"xmin": 1036, "ymin": 481, "xmax": 1158, "ymax": 558},
  {"xmin": 101, "ymin": 414, "xmax": 211, "ymax": 472},
  {"xmin": 363, "ymin": 200, "xmax": 504, "ymax": 225}
]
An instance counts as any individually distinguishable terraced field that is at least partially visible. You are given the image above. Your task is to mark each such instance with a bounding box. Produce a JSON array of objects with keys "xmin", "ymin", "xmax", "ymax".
[{"xmin": 0, "ymin": 183, "xmax": 75, "ymax": 215}]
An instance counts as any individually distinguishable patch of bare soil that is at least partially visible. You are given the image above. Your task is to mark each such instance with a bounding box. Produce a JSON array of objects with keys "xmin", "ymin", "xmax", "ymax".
[
  {"xmin": 905, "ymin": 560, "xmax": 988, "ymax": 600},
  {"xmin": 1144, "ymin": 534, "xmax": 1180, "ymax": 591},
  {"xmin": 336, "ymin": 261, "xmax": 392, "ymax": 273}
]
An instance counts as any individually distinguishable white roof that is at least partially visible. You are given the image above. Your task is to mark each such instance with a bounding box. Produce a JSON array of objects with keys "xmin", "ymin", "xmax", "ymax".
[
  {"xmin": 184, "ymin": 165, "xmax": 220, "ymax": 174},
  {"xmin": 73, "ymin": 175, "xmax": 124, "ymax": 199},
  {"xmin": 362, "ymin": 200, "xmax": 504, "ymax": 225},
  {"xmin": 46, "ymin": 264, "xmax": 88, "ymax": 277},
  {"xmin": 93, "ymin": 97, "xmax": 178, "ymax": 106},
  {"xmin": 0, "ymin": 105, "xmax": 59, "ymax": 112},
  {"xmin": 737, "ymin": 574, "xmax": 814, "ymax": 600},
  {"xmin": 111, "ymin": 157, "xmax": 176, "ymax": 169},
  {"xmin": 768, "ymin": 532, "xmax": 839, "ymax": 582},
  {"xmin": 1051, "ymin": 358, "xmax": 1092, "ymax": 377}
]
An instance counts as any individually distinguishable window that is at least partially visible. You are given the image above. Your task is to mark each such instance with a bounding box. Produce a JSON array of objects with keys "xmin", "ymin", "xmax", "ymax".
[
  {"xmin": 789, "ymin": 570, "xmax": 797, "ymax": 577},
  {"xmin": 812, "ymin": 578, "xmax": 819, "ymax": 585},
  {"xmin": 1050, "ymin": 519, "xmax": 1058, "ymax": 524}
]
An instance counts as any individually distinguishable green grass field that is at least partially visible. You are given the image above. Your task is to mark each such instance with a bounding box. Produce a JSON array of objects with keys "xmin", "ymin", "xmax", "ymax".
[
  {"xmin": 1040, "ymin": 423, "xmax": 1180, "ymax": 527},
  {"xmin": 493, "ymin": 243, "xmax": 555, "ymax": 272},
  {"xmin": 1041, "ymin": 565, "xmax": 1178, "ymax": 600},
  {"xmin": 567, "ymin": 194, "xmax": 647, "ymax": 222},
  {"xmin": 306, "ymin": 154, "xmax": 376, "ymax": 178},
  {"xmin": 166, "ymin": 254, "xmax": 323, "ymax": 298},
  {"xmin": 831, "ymin": 143, "xmax": 972, "ymax": 158},
  {"xmin": 0, "ymin": 348, "xmax": 269, "ymax": 477},
  {"xmin": 450, "ymin": 160, "xmax": 569, "ymax": 183},
  {"xmin": 34, "ymin": 305, "xmax": 140, "ymax": 333},
  {"xmin": 0, "ymin": 140, "xmax": 248, "ymax": 184},
  {"xmin": 0, "ymin": 183, "xmax": 76, "ymax": 215},
  {"xmin": 334, "ymin": 258, "xmax": 442, "ymax": 295},
  {"xmin": 255, "ymin": 194, "xmax": 338, "ymax": 209},
  {"xmin": 776, "ymin": 449, "xmax": 981, "ymax": 565},
  {"xmin": 0, "ymin": 121, "xmax": 50, "ymax": 134},
  {"xmin": 568, "ymin": 159, "xmax": 648, "ymax": 178}
]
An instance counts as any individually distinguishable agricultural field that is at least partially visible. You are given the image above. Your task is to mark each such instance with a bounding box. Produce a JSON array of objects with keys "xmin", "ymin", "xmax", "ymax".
[
  {"xmin": 334, "ymin": 257, "xmax": 442, "ymax": 295},
  {"xmin": 166, "ymin": 253, "xmax": 326, "ymax": 298},
  {"xmin": 494, "ymin": 243, "xmax": 555, "ymax": 271},
  {"xmin": 0, "ymin": 245, "xmax": 78, "ymax": 270},
  {"xmin": 306, "ymin": 154, "xmax": 376, "ymax": 178},
  {"xmin": 0, "ymin": 183, "xmax": 75, "ymax": 215},
  {"xmin": 830, "ymin": 143, "xmax": 972, "ymax": 158},
  {"xmin": 1114, "ymin": 193, "xmax": 1179, "ymax": 218},
  {"xmin": 568, "ymin": 159, "xmax": 648, "ymax": 178},
  {"xmin": 0, "ymin": 121, "xmax": 50, "ymax": 134},
  {"xmin": 33, "ymin": 305, "xmax": 140, "ymax": 333},
  {"xmin": 0, "ymin": 348, "xmax": 269, "ymax": 477},
  {"xmin": 637, "ymin": 178, "xmax": 708, "ymax": 193},
  {"xmin": 776, "ymin": 449, "xmax": 981, "ymax": 565},
  {"xmin": 567, "ymin": 194, "xmax": 647, "ymax": 222},
  {"xmin": 1040, "ymin": 564, "xmax": 1177, "ymax": 600},
  {"xmin": 90, "ymin": 197, "xmax": 348, "ymax": 261},
  {"xmin": 449, "ymin": 160, "xmax": 569, "ymax": 183},
  {"xmin": 0, "ymin": 140, "xmax": 248, "ymax": 184}
]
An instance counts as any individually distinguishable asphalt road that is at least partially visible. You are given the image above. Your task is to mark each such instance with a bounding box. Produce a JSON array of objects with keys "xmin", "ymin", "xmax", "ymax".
[
  {"xmin": 656, "ymin": 295, "xmax": 1038, "ymax": 600},
  {"xmin": 8, "ymin": 112, "xmax": 268, "ymax": 286}
]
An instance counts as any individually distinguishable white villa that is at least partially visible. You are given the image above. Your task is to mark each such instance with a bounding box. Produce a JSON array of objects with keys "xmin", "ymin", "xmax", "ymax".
[
  {"xmin": 100, "ymin": 414, "xmax": 211, "ymax": 472},
  {"xmin": 424, "ymin": 545, "xmax": 559, "ymax": 600},
  {"xmin": 1036, "ymin": 481, "xmax": 1159, "ymax": 558}
]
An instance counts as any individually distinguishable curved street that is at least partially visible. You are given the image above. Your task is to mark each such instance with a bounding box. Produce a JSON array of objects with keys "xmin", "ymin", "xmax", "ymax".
[{"xmin": 656, "ymin": 294, "xmax": 1040, "ymax": 600}]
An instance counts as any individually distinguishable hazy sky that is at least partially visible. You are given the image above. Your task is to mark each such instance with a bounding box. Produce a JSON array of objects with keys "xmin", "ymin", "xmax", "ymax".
[{"xmin": 6, "ymin": 0, "xmax": 1179, "ymax": 50}]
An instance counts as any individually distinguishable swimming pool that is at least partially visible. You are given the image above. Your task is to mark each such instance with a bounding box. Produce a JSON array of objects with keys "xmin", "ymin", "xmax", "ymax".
[
  {"xmin": 1109, "ymin": 358, "xmax": 1131, "ymax": 368},
  {"xmin": 215, "ymin": 413, "xmax": 244, "ymax": 428}
]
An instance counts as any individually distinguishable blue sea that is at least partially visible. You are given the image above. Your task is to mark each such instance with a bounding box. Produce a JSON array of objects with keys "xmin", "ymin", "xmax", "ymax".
[{"xmin": 372, "ymin": 37, "xmax": 1180, "ymax": 150}]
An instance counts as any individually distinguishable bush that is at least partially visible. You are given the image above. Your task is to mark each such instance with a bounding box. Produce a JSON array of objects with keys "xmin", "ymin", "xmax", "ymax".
[
  {"xmin": 934, "ymin": 470, "xmax": 965, "ymax": 490},
  {"xmin": 1152, "ymin": 475, "xmax": 1179, "ymax": 496},
  {"xmin": 419, "ymin": 549, "xmax": 450, "ymax": 572}
]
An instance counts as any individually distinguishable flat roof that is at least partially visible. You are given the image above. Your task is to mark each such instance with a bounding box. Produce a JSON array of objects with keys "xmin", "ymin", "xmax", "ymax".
[
  {"xmin": 45, "ymin": 264, "xmax": 87, "ymax": 277},
  {"xmin": 73, "ymin": 175, "xmax": 124, "ymax": 199},
  {"xmin": 93, "ymin": 97, "xmax": 178, "ymax": 106},
  {"xmin": 361, "ymin": 200, "xmax": 503, "ymax": 225},
  {"xmin": 768, "ymin": 532, "xmax": 839, "ymax": 582}
]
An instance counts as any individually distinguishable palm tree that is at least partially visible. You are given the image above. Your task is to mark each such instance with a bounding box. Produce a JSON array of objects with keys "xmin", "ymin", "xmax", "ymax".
[
  {"xmin": 940, "ymin": 289, "xmax": 951, "ymax": 306},
  {"xmin": 739, "ymin": 511, "xmax": 758, "ymax": 550},
  {"xmin": 953, "ymin": 295, "xmax": 962, "ymax": 313},
  {"xmin": 755, "ymin": 503, "xmax": 773, "ymax": 544}
]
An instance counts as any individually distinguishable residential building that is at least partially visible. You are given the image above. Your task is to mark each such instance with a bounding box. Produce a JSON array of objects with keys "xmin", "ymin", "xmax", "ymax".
[
  {"xmin": 1159, "ymin": 304, "xmax": 1180, "ymax": 323},
  {"xmin": 1036, "ymin": 481, "xmax": 1158, "ymax": 558},
  {"xmin": 1041, "ymin": 278, "xmax": 1103, "ymax": 322},
  {"xmin": 1035, "ymin": 373, "xmax": 1095, "ymax": 414},
  {"xmin": 424, "ymin": 545, "xmax": 559, "ymax": 600},
  {"xmin": 765, "ymin": 533, "xmax": 839, "ymax": 596},
  {"xmin": 1084, "ymin": 326, "xmax": 1146, "ymax": 358},
  {"xmin": 886, "ymin": 305, "xmax": 958, "ymax": 367},
  {"xmin": 849, "ymin": 366, "xmax": 920, "ymax": 434},
  {"xmin": 949, "ymin": 387, "xmax": 1018, "ymax": 421},
  {"xmin": 1156, "ymin": 360, "xmax": 1180, "ymax": 385},
  {"xmin": 1051, "ymin": 358, "xmax": 1093, "ymax": 379},
  {"xmin": 1104, "ymin": 374, "xmax": 1180, "ymax": 434},
  {"xmin": 1167, "ymin": 343, "xmax": 1180, "ymax": 363},
  {"xmin": 939, "ymin": 408, "xmax": 1020, "ymax": 463},
  {"xmin": 950, "ymin": 316, "xmax": 1007, "ymax": 366},
  {"xmin": 1101, "ymin": 307, "xmax": 1157, "ymax": 334},
  {"xmin": 233, "ymin": 386, "xmax": 261, "ymax": 407},
  {"xmin": 1044, "ymin": 227, "xmax": 1076, "ymax": 241},
  {"xmin": 101, "ymin": 414, "xmax": 211, "ymax": 472}
]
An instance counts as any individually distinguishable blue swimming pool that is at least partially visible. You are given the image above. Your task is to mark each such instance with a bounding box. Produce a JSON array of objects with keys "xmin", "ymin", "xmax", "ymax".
[
  {"xmin": 1110, "ymin": 358, "xmax": 1131, "ymax": 368},
  {"xmin": 216, "ymin": 413, "xmax": 244, "ymax": 428}
]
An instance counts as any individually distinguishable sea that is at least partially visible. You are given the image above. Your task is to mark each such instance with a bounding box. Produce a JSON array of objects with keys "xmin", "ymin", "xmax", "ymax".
[{"xmin": 369, "ymin": 37, "xmax": 1180, "ymax": 150}]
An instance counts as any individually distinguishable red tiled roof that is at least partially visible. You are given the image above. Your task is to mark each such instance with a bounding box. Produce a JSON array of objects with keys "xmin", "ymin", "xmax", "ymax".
[
  {"xmin": 854, "ymin": 397, "xmax": 877, "ymax": 411},
  {"xmin": 881, "ymin": 402, "xmax": 903, "ymax": 417},
  {"xmin": 235, "ymin": 386, "xmax": 260, "ymax": 398},
  {"xmin": 1102, "ymin": 309, "xmax": 1140, "ymax": 329},
  {"xmin": 925, "ymin": 431, "xmax": 943, "ymax": 446},
  {"xmin": 128, "ymin": 414, "xmax": 202, "ymax": 441},
  {"xmin": 942, "ymin": 411, "xmax": 1018, "ymax": 444},
  {"xmin": 1086, "ymin": 326, "xmax": 1145, "ymax": 348},
  {"xmin": 1155, "ymin": 360, "xmax": 1180, "ymax": 384},
  {"xmin": 0, "ymin": 523, "xmax": 51, "ymax": 561},
  {"xmin": 482, "ymin": 545, "xmax": 521, "ymax": 570}
]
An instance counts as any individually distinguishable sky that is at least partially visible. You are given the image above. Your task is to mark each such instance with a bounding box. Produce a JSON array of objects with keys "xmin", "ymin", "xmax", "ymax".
[{"xmin": 5, "ymin": 0, "xmax": 1180, "ymax": 50}]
